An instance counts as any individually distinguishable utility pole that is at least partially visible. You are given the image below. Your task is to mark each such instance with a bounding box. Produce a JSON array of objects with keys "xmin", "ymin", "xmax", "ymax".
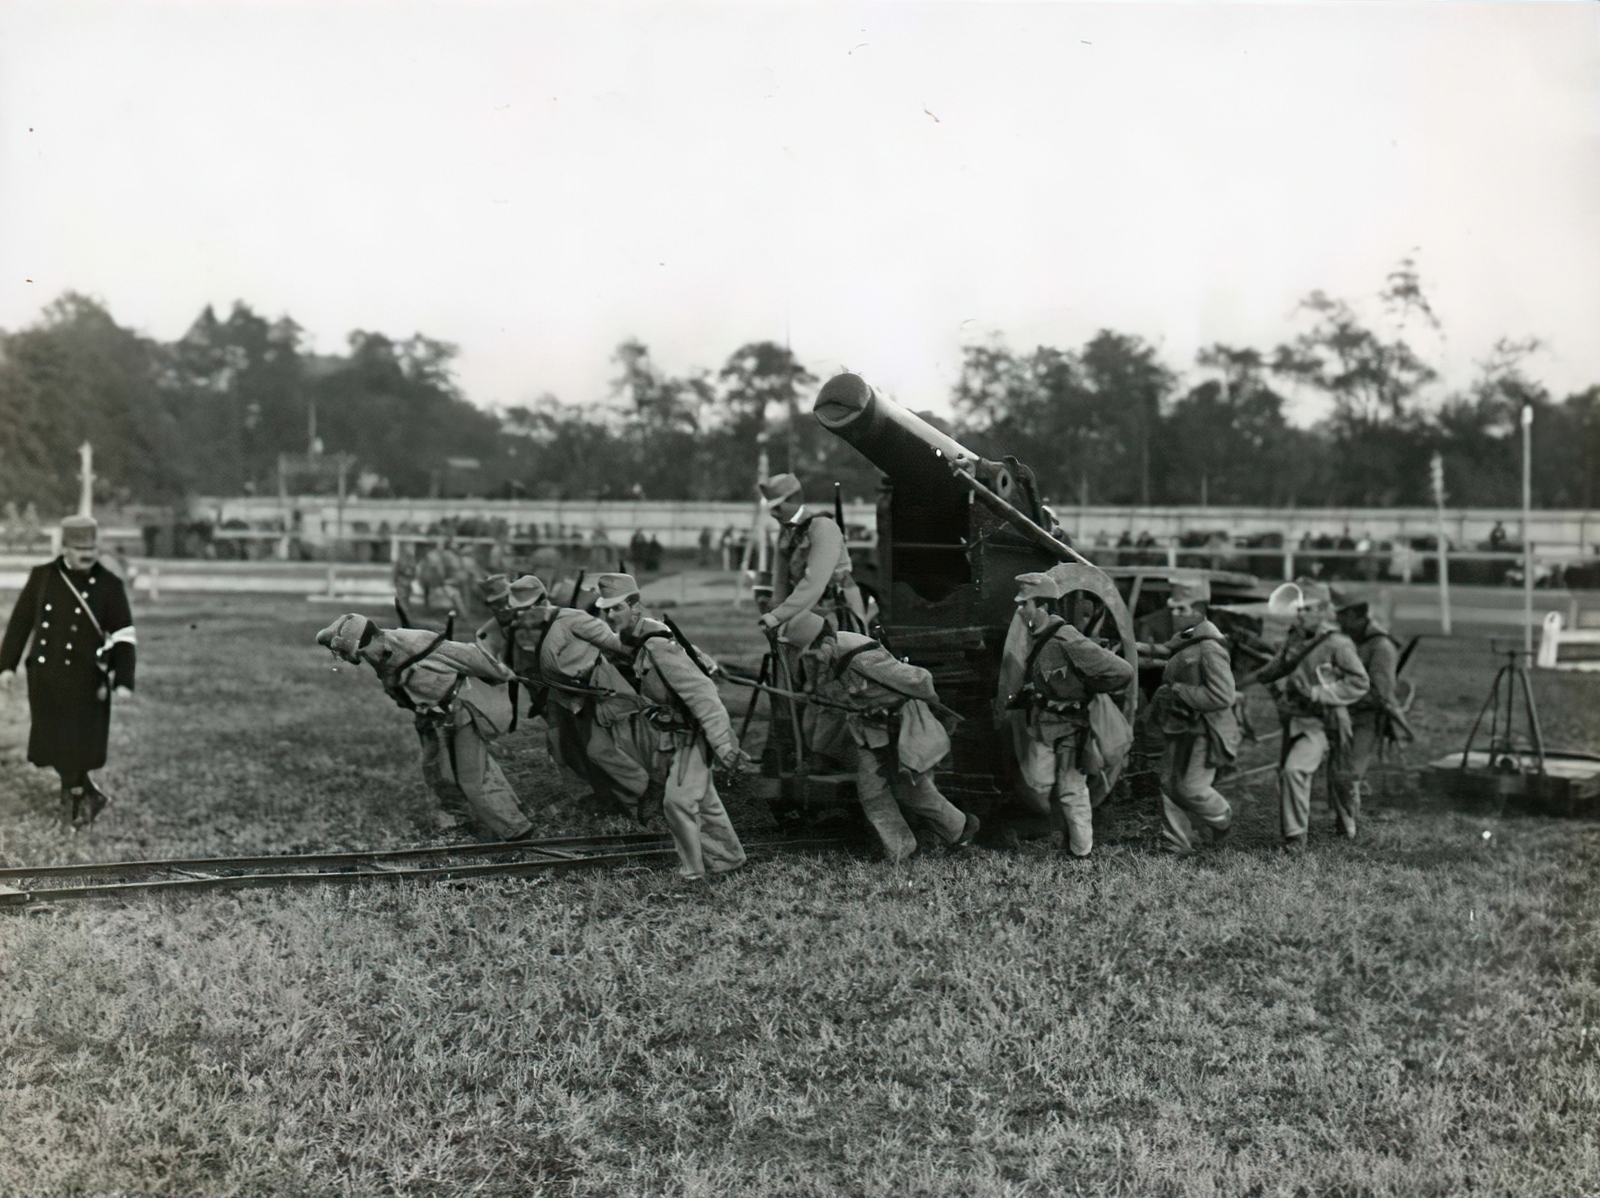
[
  {"xmin": 1430, "ymin": 452, "xmax": 1452, "ymax": 636},
  {"xmin": 77, "ymin": 442, "xmax": 94, "ymax": 517}
]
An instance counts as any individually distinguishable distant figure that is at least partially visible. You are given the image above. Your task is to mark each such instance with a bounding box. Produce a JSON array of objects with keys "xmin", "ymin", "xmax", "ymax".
[
  {"xmin": 629, "ymin": 530, "xmax": 650, "ymax": 573},
  {"xmin": 590, "ymin": 523, "xmax": 613, "ymax": 571},
  {"xmin": 646, "ymin": 535, "xmax": 664, "ymax": 573},
  {"xmin": 393, "ymin": 544, "xmax": 418, "ymax": 608},
  {"xmin": 417, "ymin": 541, "xmax": 461, "ymax": 612},
  {"xmin": 697, "ymin": 526, "xmax": 714, "ymax": 568},
  {"xmin": 1489, "ymin": 521, "xmax": 1508, "ymax": 550},
  {"xmin": 718, "ymin": 525, "xmax": 736, "ymax": 571}
]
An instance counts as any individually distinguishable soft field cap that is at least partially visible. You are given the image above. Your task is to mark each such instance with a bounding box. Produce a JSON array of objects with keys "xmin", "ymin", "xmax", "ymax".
[
  {"xmin": 507, "ymin": 574, "xmax": 547, "ymax": 609},
  {"xmin": 1014, "ymin": 572, "xmax": 1061, "ymax": 603},
  {"xmin": 316, "ymin": 613, "xmax": 373, "ymax": 657},
  {"xmin": 1166, "ymin": 574, "xmax": 1211, "ymax": 606},
  {"xmin": 594, "ymin": 573, "xmax": 640, "ymax": 609},
  {"xmin": 759, "ymin": 473, "xmax": 803, "ymax": 504}
]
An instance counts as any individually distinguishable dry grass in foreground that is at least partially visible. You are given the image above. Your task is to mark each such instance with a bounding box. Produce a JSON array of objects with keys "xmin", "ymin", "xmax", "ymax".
[{"xmin": 0, "ymin": 595, "xmax": 1597, "ymax": 1197}]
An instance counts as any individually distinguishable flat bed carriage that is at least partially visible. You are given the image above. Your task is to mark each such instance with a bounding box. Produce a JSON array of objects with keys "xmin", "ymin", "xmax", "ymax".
[{"xmin": 759, "ymin": 374, "xmax": 1139, "ymax": 827}]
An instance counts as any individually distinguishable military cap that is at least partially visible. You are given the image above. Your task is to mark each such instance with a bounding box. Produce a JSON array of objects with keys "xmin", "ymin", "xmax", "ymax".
[
  {"xmin": 1330, "ymin": 585, "xmax": 1367, "ymax": 614},
  {"xmin": 1166, "ymin": 574, "xmax": 1211, "ymax": 607},
  {"xmin": 780, "ymin": 610, "xmax": 828, "ymax": 652},
  {"xmin": 593, "ymin": 572, "xmax": 641, "ymax": 609},
  {"xmin": 477, "ymin": 573, "xmax": 512, "ymax": 604},
  {"xmin": 758, "ymin": 473, "xmax": 804, "ymax": 504},
  {"xmin": 60, "ymin": 514, "xmax": 98, "ymax": 548},
  {"xmin": 1014, "ymin": 572, "xmax": 1061, "ymax": 603},
  {"xmin": 1296, "ymin": 578, "xmax": 1334, "ymax": 609},
  {"xmin": 316, "ymin": 613, "xmax": 375, "ymax": 658},
  {"xmin": 507, "ymin": 574, "xmax": 547, "ymax": 609}
]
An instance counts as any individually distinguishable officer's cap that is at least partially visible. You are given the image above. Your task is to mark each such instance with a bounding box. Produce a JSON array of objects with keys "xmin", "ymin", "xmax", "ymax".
[
  {"xmin": 316, "ymin": 613, "xmax": 375, "ymax": 658},
  {"xmin": 759, "ymin": 473, "xmax": 804, "ymax": 505},
  {"xmin": 60, "ymin": 514, "xmax": 98, "ymax": 548},
  {"xmin": 594, "ymin": 573, "xmax": 640, "ymax": 609},
  {"xmin": 1166, "ymin": 574, "xmax": 1211, "ymax": 607},
  {"xmin": 781, "ymin": 610, "xmax": 828, "ymax": 652},
  {"xmin": 477, "ymin": 573, "xmax": 512, "ymax": 605},
  {"xmin": 1014, "ymin": 572, "xmax": 1061, "ymax": 603},
  {"xmin": 507, "ymin": 574, "xmax": 547, "ymax": 609}
]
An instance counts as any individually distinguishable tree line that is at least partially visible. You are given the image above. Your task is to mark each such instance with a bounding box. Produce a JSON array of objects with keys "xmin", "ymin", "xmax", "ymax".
[{"xmin": 1, "ymin": 265, "xmax": 1596, "ymax": 516}]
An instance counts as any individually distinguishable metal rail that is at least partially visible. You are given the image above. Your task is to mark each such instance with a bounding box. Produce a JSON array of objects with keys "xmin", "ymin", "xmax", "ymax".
[
  {"xmin": 0, "ymin": 835, "xmax": 858, "ymax": 908},
  {"xmin": 0, "ymin": 832, "xmax": 671, "ymax": 883}
]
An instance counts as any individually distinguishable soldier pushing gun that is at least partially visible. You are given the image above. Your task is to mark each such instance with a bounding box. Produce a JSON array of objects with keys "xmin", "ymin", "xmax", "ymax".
[{"xmin": 782, "ymin": 609, "xmax": 979, "ymax": 863}]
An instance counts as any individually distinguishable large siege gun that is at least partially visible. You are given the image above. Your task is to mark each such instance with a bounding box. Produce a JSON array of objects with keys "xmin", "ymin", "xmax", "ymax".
[{"xmin": 760, "ymin": 373, "xmax": 1139, "ymax": 826}]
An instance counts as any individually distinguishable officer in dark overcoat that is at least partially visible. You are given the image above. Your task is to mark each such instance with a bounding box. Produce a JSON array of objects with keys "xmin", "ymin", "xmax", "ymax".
[{"xmin": 0, "ymin": 516, "xmax": 137, "ymax": 826}]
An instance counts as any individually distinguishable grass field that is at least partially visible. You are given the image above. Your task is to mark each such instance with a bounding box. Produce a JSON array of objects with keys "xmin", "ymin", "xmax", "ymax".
[{"xmin": 1, "ymin": 594, "xmax": 1598, "ymax": 1197}]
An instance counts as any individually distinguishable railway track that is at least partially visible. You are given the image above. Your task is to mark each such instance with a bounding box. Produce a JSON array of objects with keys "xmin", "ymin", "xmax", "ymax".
[{"xmin": 0, "ymin": 831, "xmax": 859, "ymax": 908}]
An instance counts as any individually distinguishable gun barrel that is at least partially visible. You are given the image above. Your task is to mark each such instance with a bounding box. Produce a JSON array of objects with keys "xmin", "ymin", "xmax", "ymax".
[{"xmin": 813, "ymin": 373, "xmax": 978, "ymax": 500}]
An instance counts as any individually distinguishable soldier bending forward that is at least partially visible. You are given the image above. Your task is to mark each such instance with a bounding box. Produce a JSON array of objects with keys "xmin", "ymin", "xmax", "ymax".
[
  {"xmin": 784, "ymin": 610, "xmax": 979, "ymax": 863},
  {"xmin": 597, "ymin": 574, "xmax": 749, "ymax": 882},
  {"xmin": 316, "ymin": 613, "xmax": 533, "ymax": 839}
]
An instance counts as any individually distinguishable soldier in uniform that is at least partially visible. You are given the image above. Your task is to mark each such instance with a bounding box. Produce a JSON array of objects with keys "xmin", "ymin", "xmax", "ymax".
[
  {"xmin": 0, "ymin": 515, "xmax": 137, "ymax": 827},
  {"xmin": 596, "ymin": 573, "xmax": 749, "ymax": 882},
  {"xmin": 1007, "ymin": 572, "xmax": 1135, "ymax": 859},
  {"xmin": 1138, "ymin": 575, "xmax": 1241, "ymax": 854},
  {"xmin": 472, "ymin": 574, "xmax": 517, "ymax": 672},
  {"xmin": 756, "ymin": 473, "xmax": 867, "ymax": 634},
  {"xmin": 1248, "ymin": 580, "xmax": 1371, "ymax": 848},
  {"xmin": 316, "ymin": 613, "xmax": 533, "ymax": 839},
  {"xmin": 783, "ymin": 610, "xmax": 979, "ymax": 862},
  {"xmin": 512, "ymin": 575, "xmax": 651, "ymax": 814},
  {"xmin": 1332, "ymin": 588, "xmax": 1411, "ymax": 835}
]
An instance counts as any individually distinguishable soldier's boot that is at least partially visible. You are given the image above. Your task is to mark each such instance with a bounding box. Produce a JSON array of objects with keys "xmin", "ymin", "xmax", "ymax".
[
  {"xmin": 81, "ymin": 780, "xmax": 111, "ymax": 826},
  {"xmin": 948, "ymin": 812, "xmax": 981, "ymax": 853},
  {"xmin": 58, "ymin": 785, "xmax": 76, "ymax": 827},
  {"xmin": 66, "ymin": 786, "xmax": 88, "ymax": 829}
]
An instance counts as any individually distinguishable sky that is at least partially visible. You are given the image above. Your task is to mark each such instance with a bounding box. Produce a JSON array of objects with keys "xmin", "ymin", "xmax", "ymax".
[{"xmin": 2, "ymin": 1, "xmax": 1597, "ymax": 425}]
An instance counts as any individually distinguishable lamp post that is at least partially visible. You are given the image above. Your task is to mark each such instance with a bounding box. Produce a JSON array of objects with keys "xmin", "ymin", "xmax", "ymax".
[
  {"xmin": 1430, "ymin": 452, "xmax": 1451, "ymax": 636},
  {"xmin": 1522, "ymin": 404, "xmax": 1534, "ymax": 656}
]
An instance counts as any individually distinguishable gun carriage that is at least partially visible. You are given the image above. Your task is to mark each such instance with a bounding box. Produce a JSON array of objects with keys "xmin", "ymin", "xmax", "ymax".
[{"xmin": 759, "ymin": 373, "xmax": 1141, "ymax": 827}]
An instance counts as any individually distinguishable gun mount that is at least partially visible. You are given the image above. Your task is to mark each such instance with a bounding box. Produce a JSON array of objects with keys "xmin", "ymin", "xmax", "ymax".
[{"xmin": 766, "ymin": 373, "xmax": 1138, "ymax": 826}]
